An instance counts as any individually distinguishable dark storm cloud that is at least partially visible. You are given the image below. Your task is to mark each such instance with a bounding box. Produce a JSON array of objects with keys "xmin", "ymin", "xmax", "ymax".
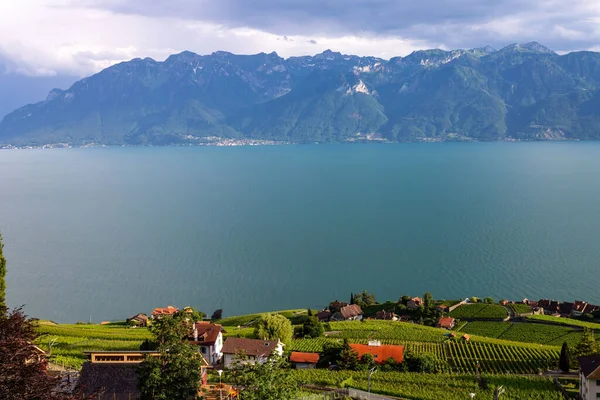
[{"xmin": 77, "ymin": 0, "xmax": 600, "ymax": 52}]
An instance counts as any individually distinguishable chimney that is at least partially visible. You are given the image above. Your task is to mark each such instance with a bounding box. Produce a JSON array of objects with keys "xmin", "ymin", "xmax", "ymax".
[
  {"xmin": 193, "ymin": 327, "xmax": 198, "ymax": 341},
  {"xmin": 368, "ymin": 340, "xmax": 381, "ymax": 347}
]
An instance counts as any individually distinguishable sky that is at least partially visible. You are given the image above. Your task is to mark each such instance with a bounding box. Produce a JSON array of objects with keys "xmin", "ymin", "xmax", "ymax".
[{"xmin": 1, "ymin": 0, "xmax": 600, "ymax": 77}]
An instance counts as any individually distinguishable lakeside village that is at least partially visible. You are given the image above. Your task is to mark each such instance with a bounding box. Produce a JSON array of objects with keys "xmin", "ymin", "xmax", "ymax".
[{"xmin": 32, "ymin": 292, "xmax": 600, "ymax": 400}]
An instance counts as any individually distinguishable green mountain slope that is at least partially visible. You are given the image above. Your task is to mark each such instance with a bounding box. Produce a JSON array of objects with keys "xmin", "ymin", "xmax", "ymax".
[{"xmin": 2, "ymin": 42, "xmax": 600, "ymax": 145}]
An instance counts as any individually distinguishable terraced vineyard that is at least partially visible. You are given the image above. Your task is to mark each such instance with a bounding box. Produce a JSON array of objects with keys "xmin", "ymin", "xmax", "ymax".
[
  {"xmin": 459, "ymin": 320, "xmax": 600, "ymax": 347},
  {"xmin": 447, "ymin": 342, "xmax": 558, "ymax": 374},
  {"xmin": 291, "ymin": 370, "xmax": 562, "ymax": 400},
  {"xmin": 327, "ymin": 320, "xmax": 449, "ymax": 342},
  {"xmin": 450, "ymin": 304, "xmax": 508, "ymax": 320},
  {"xmin": 526, "ymin": 315, "xmax": 600, "ymax": 330}
]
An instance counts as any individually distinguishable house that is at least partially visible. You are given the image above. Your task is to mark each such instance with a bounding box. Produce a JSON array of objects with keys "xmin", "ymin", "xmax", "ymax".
[
  {"xmin": 290, "ymin": 352, "xmax": 319, "ymax": 369},
  {"xmin": 127, "ymin": 313, "xmax": 148, "ymax": 327},
  {"xmin": 462, "ymin": 334, "xmax": 471, "ymax": 342},
  {"xmin": 573, "ymin": 301, "xmax": 589, "ymax": 317},
  {"xmin": 151, "ymin": 306, "xmax": 179, "ymax": 319},
  {"xmin": 578, "ymin": 355, "xmax": 600, "ymax": 400},
  {"xmin": 436, "ymin": 317, "xmax": 456, "ymax": 330},
  {"xmin": 350, "ymin": 341, "xmax": 404, "ymax": 364},
  {"xmin": 221, "ymin": 337, "xmax": 284, "ymax": 368},
  {"xmin": 331, "ymin": 304, "xmax": 363, "ymax": 321},
  {"xmin": 561, "ymin": 302, "xmax": 575, "ymax": 317},
  {"xmin": 406, "ymin": 297, "xmax": 423, "ymax": 310},
  {"xmin": 190, "ymin": 321, "xmax": 224, "ymax": 365},
  {"xmin": 375, "ymin": 310, "xmax": 398, "ymax": 321},
  {"xmin": 538, "ymin": 299, "xmax": 561, "ymax": 314},
  {"xmin": 528, "ymin": 301, "xmax": 539, "ymax": 309},
  {"xmin": 436, "ymin": 305, "xmax": 448, "ymax": 313},
  {"xmin": 317, "ymin": 309, "xmax": 332, "ymax": 322},
  {"xmin": 521, "ymin": 298, "xmax": 529, "ymax": 304},
  {"xmin": 399, "ymin": 315, "xmax": 411, "ymax": 322},
  {"xmin": 499, "ymin": 300, "xmax": 509, "ymax": 306},
  {"xmin": 78, "ymin": 351, "xmax": 208, "ymax": 399},
  {"xmin": 329, "ymin": 300, "xmax": 349, "ymax": 313}
]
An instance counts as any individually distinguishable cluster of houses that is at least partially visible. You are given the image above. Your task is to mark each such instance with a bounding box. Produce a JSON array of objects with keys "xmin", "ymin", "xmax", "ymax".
[{"xmin": 535, "ymin": 299, "xmax": 600, "ymax": 318}]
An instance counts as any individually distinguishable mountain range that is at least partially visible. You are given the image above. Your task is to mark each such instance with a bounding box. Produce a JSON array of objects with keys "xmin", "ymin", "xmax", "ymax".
[{"xmin": 3, "ymin": 41, "xmax": 600, "ymax": 145}]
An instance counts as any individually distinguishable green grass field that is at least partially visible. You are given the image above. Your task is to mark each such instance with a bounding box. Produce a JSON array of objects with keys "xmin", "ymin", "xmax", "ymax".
[{"xmin": 526, "ymin": 314, "xmax": 600, "ymax": 329}]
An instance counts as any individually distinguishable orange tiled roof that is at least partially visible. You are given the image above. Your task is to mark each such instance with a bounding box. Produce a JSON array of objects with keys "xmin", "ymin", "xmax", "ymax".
[
  {"xmin": 350, "ymin": 343, "xmax": 404, "ymax": 364},
  {"xmin": 290, "ymin": 352, "xmax": 320, "ymax": 364},
  {"xmin": 437, "ymin": 317, "xmax": 455, "ymax": 329},
  {"xmin": 151, "ymin": 306, "xmax": 179, "ymax": 316}
]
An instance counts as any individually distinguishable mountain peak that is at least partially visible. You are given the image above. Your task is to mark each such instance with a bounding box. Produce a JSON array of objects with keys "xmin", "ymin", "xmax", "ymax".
[{"xmin": 520, "ymin": 41, "xmax": 555, "ymax": 54}]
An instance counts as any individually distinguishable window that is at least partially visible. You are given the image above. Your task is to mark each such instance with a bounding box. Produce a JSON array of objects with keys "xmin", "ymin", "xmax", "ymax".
[
  {"xmin": 596, "ymin": 393, "xmax": 600, "ymax": 398},
  {"xmin": 596, "ymin": 379, "xmax": 600, "ymax": 386},
  {"xmin": 201, "ymin": 347, "xmax": 207, "ymax": 354}
]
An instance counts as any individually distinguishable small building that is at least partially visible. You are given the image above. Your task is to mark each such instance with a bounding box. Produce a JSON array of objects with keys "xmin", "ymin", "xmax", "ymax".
[
  {"xmin": 317, "ymin": 309, "xmax": 332, "ymax": 322},
  {"xmin": 499, "ymin": 300, "xmax": 509, "ymax": 306},
  {"xmin": 290, "ymin": 352, "xmax": 319, "ymax": 369},
  {"xmin": 521, "ymin": 298, "xmax": 529, "ymax": 304},
  {"xmin": 375, "ymin": 310, "xmax": 398, "ymax": 321},
  {"xmin": 329, "ymin": 300, "xmax": 349, "ymax": 313},
  {"xmin": 151, "ymin": 306, "xmax": 179, "ymax": 319},
  {"xmin": 406, "ymin": 297, "xmax": 423, "ymax": 310},
  {"xmin": 190, "ymin": 321, "xmax": 225, "ymax": 365},
  {"xmin": 578, "ymin": 355, "xmax": 600, "ymax": 400},
  {"xmin": 127, "ymin": 313, "xmax": 149, "ymax": 327},
  {"xmin": 331, "ymin": 304, "xmax": 363, "ymax": 321},
  {"xmin": 462, "ymin": 334, "xmax": 471, "ymax": 342},
  {"xmin": 221, "ymin": 337, "xmax": 284, "ymax": 368},
  {"xmin": 436, "ymin": 317, "xmax": 456, "ymax": 330},
  {"xmin": 436, "ymin": 305, "xmax": 448, "ymax": 313},
  {"xmin": 350, "ymin": 341, "xmax": 404, "ymax": 364},
  {"xmin": 399, "ymin": 315, "xmax": 411, "ymax": 322},
  {"xmin": 561, "ymin": 302, "xmax": 575, "ymax": 318},
  {"xmin": 78, "ymin": 351, "xmax": 209, "ymax": 400},
  {"xmin": 573, "ymin": 301, "xmax": 589, "ymax": 317}
]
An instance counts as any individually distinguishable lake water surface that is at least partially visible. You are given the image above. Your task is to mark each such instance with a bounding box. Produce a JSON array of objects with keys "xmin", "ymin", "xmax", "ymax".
[{"xmin": 2, "ymin": 143, "xmax": 600, "ymax": 322}]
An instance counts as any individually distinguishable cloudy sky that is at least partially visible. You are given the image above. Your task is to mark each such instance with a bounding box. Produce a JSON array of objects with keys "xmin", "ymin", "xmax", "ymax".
[{"xmin": 1, "ymin": 0, "xmax": 600, "ymax": 77}]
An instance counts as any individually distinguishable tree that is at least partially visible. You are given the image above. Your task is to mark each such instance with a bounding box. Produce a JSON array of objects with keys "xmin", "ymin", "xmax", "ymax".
[
  {"xmin": 338, "ymin": 339, "xmax": 359, "ymax": 371},
  {"xmin": 210, "ymin": 309, "xmax": 223, "ymax": 320},
  {"xmin": 559, "ymin": 342, "xmax": 571, "ymax": 373},
  {"xmin": 230, "ymin": 354, "xmax": 298, "ymax": 400},
  {"xmin": 0, "ymin": 234, "xmax": 6, "ymax": 311},
  {"xmin": 400, "ymin": 295, "xmax": 411, "ymax": 305},
  {"xmin": 484, "ymin": 297, "xmax": 495, "ymax": 304},
  {"xmin": 575, "ymin": 328, "xmax": 598, "ymax": 357},
  {"xmin": 254, "ymin": 313, "xmax": 293, "ymax": 346},
  {"xmin": 307, "ymin": 308, "xmax": 313, "ymax": 317},
  {"xmin": 0, "ymin": 307, "xmax": 83, "ymax": 399},
  {"xmin": 423, "ymin": 292, "xmax": 433, "ymax": 309},
  {"xmin": 138, "ymin": 310, "xmax": 204, "ymax": 400},
  {"xmin": 294, "ymin": 316, "xmax": 324, "ymax": 339},
  {"xmin": 404, "ymin": 352, "xmax": 437, "ymax": 373},
  {"xmin": 359, "ymin": 353, "xmax": 375, "ymax": 370},
  {"xmin": 352, "ymin": 290, "xmax": 376, "ymax": 309},
  {"xmin": 317, "ymin": 341, "xmax": 342, "ymax": 368}
]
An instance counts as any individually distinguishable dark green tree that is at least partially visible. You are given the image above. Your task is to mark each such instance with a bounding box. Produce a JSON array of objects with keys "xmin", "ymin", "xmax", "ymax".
[
  {"xmin": 138, "ymin": 310, "xmax": 204, "ymax": 400},
  {"xmin": 338, "ymin": 339, "xmax": 359, "ymax": 371},
  {"xmin": 230, "ymin": 354, "xmax": 298, "ymax": 400},
  {"xmin": 423, "ymin": 292, "xmax": 433, "ymax": 310},
  {"xmin": 0, "ymin": 234, "xmax": 6, "ymax": 311},
  {"xmin": 350, "ymin": 292, "xmax": 354, "ymax": 305},
  {"xmin": 295, "ymin": 316, "xmax": 324, "ymax": 339},
  {"xmin": 559, "ymin": 342, "xmax": 571, "ymax": 373},
  {"xmin": 359, "ymin": 353, "xmax": 375, "ymax": 370},
  {"xmin": 317, "ymin": 341, "xmax": 342, "ymax": 368},
  {"xmin": 484, "ymin": 297, "xmax": 495, "ymax": 304},
  {"xmin": 575, "ymin": 328, "xmax": 598, "ymax": 357},
  {"xmin": 307, "ymin": 308, "xmax": 313, "ymax": 317}
]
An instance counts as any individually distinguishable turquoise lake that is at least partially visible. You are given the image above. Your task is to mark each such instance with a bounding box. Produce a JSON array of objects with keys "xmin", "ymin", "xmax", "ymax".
[{"xmin": 1, "ymin": 143, "xmax": 600, "ymax": 322}]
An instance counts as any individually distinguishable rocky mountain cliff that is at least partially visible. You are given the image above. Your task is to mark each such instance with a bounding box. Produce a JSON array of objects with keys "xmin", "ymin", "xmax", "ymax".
[{"xmin": 3, "ymin": 42, "xmax": 600, "ymax": 145}]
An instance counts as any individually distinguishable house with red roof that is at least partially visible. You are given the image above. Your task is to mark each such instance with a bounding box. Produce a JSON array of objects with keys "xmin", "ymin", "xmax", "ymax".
[
  {"xmin": 331, "ymin": 304, "xmax": 363, "ymax": 321},
  {"xmin": 189, "ymin": 321, "xmax": 225, "ymax": 365},
  {"xmin": 290, "ymin": 352, "xmax": 319, "ymax": 369},
  {"xmin": 151, "ymin": 306, "xmax": 179, "ymax": 319},
  {"xmin": 436, "ymin": 317, "xmax": 456, "ymax": 330},
  {"xmin": 578, "ymin": 355, "xmax": 600, "ymax": 400},
  {"xmin": 350, "ymin": 341, "xmax": 404, "ymax": 364}
]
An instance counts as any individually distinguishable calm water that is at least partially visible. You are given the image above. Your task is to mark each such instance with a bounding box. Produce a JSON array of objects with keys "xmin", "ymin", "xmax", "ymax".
[{"xmin": 1, "ymin": 143, "xmax": 600, "ymax": 322}]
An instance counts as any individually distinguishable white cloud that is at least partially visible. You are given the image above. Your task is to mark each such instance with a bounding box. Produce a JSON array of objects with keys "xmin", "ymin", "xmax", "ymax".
[
  {"xmin": 0, "ymin": 0, "xmax": 428, "ymax": 76},
  {"xmin": 1, "ymin": 0, "xmax": 600, "ymax": 77}
]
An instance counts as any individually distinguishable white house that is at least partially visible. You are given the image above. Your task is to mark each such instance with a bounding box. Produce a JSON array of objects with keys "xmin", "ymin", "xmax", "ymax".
[
  {"xmin": 190, "ymin": 322, "xmax": 224, "ymax": 365},
  {"xmin": 579, "ymin": 355, "xmax": 600, "ymax": 400},
  {"xmin": 221, "ymin": 337, "xmax": 284, "ymax": 368}
]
